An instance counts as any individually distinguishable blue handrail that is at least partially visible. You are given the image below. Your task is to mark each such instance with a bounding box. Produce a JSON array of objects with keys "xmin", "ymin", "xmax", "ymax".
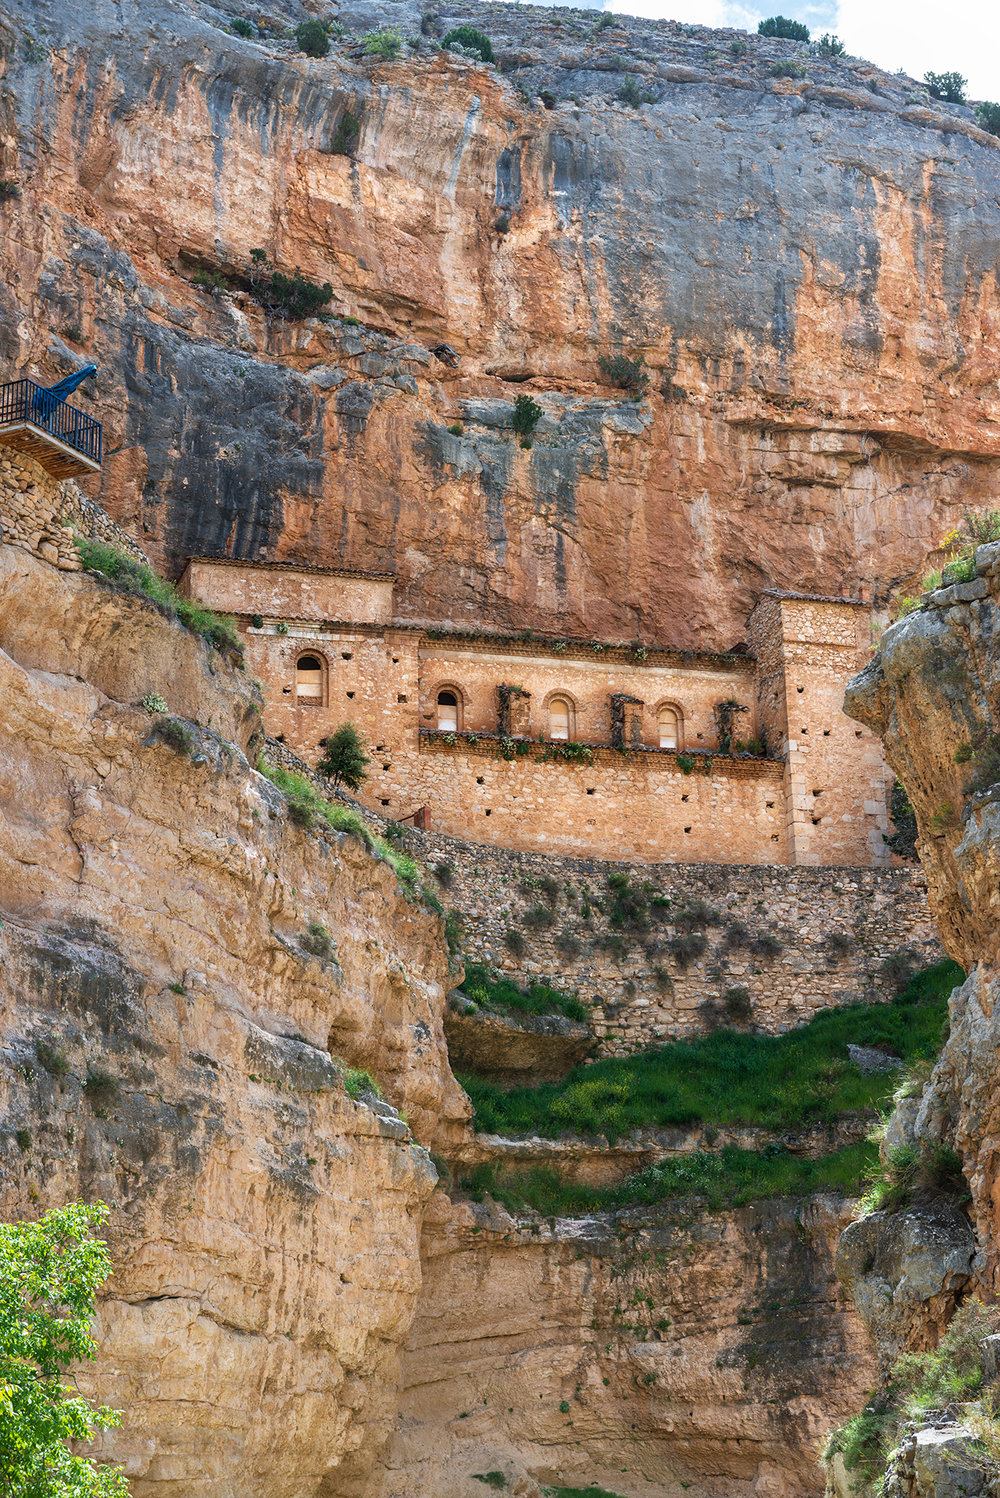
[{"xmin": 0, "ymin": 378, "xmax": 102, "ymax": 465}]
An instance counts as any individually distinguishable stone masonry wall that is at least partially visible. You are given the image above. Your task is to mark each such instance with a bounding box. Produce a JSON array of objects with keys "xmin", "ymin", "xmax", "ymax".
[
  {"xmin": 413, "ymin": 833, "xmax": 940, "ymax": 1054},
  {"xmin": 0, "ymin": 448, "xmax": 147, "ymax": 568}
]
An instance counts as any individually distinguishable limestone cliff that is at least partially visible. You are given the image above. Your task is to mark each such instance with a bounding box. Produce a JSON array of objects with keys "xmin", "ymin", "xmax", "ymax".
[
  {"xmin": 3, "ymin": 0, "xmax": 1000, "ymax": 647},
  {"xmin": 0, "ymin": 534, "xmax": 468, "ymax": 1495}
]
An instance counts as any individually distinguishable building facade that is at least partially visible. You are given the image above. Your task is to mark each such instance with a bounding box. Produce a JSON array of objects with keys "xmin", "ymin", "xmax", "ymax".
[{"xmin": 181, "ymin": 558, "xmax": 892, "ymax": 867}]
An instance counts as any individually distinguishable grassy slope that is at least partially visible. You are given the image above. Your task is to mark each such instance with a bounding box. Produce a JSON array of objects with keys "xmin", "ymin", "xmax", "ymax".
[{"xmin": 459, "ymin": 960, "xmax": 960, "ymax": 1142}]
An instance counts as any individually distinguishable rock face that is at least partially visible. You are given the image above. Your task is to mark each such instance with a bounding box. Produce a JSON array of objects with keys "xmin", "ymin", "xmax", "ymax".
[
  {"xmin": 0, "ymin": 537, "xmax": 468, "ymax": 1495},
  {"xmin": 845, "ymin": 543, "xmax": 1000, "ymax": 1300},
  {"xmin": 3, "ymin": 0, "xmax": 1000, "ymax": 646},
  {"xmin": 389, "ymin": 1191, "xmax": 876, "ymax": 1498}
]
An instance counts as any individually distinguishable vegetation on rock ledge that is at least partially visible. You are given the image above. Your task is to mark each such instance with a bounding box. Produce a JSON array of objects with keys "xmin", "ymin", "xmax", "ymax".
[{"xmin": 74, "ymin": 537, "xmax": 242, "ymax": 658}]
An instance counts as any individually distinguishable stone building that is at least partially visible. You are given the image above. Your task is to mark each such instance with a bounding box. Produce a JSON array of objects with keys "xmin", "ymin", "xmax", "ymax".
[{"xmin": 181, "ymin": 557, "xmax": 892, "ymax": 868}]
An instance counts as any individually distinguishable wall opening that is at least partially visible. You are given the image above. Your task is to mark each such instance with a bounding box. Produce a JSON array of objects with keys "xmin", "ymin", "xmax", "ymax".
[{"xmin": 296, "ymin": 653, "xmax": 325, "ymax": 706}]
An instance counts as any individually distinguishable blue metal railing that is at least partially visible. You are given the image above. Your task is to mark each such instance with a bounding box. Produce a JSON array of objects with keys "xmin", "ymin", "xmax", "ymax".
[{"xmin": 0, "ymin": 378, "xmax": 102, "ymax": 465}]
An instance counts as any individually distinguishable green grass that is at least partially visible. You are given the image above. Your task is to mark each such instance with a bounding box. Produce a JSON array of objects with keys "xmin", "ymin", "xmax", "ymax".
[
  {"xmin": 460, "ymin": 1140, "xmax": 877, "ymax": 1217},
  {"xmin": 257, "ymin": 759, "xmax": 422, "ymax": 897},
  {"xmin": 74, "ymin": 537, "xmax": 242, "ymax": 657},
  {"xmin": 460, "ymin": 962, "xmax": 590, "ymax": 1025},
  {"xmin": 459, "ymin": 960, "xmax": 961, "ymax": 1142}
]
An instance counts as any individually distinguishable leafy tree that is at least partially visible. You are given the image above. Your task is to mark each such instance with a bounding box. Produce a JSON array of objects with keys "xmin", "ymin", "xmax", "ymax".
[
  {"xmin": 758, "ymin": 15, "xmax": 810, "ymax": 40},
  {"xmin": 296, "ymin": 19, "xmax": 330, "ymax": 57},
  {"xmin": 266, "ymin": 269, "xmax": 334, "ymax": 319},
  {"xmin": 975, "ymin": 101, "xmax": 1000, "ymax": 136},
  {"xmin": 924, "ymin": 70, "xmax": 967, "ymax": 103},
  {"xmin": 511, "ymin": 393, "xmax": 543, "ymax": 437},
  {"xmin": 442, "ymin": 25, "xmax": 495, "ymax": 63},
  {"xmin": 231, "ymin": 18, "xmax": 255, "ymax": 39},
  {"xmin": 0, "ymin": 1202, "xmax": 128, "ymax": 1497},
  {"xmin": 318, "ymin": 723, "xmax": 370, "ymax": 791},
  {"xmin": 815, "ymin": 33, "xmax": 845, "ymax": 56}
]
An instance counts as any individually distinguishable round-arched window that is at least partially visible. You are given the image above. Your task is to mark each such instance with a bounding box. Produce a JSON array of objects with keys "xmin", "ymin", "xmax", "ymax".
[
  {"xmin": 548, "ymin": 696, "xmax": 572, "ymax": 741},
  {"xmin": 437, "ymin": 690, "xmax": 459, "ymax": 731},
  {"xmin": 658, "ymin": 704, "xmax": 680, "ymax": 750},
  {"xmin": 296, "ymin": 654, "xmax": 324, "ymax": 706}
]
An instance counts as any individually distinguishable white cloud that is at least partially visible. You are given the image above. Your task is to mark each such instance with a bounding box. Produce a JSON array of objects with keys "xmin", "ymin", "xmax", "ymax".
[{"xmin": 834, "ymin": 0, "xmax": 1000, "ymax": 101}]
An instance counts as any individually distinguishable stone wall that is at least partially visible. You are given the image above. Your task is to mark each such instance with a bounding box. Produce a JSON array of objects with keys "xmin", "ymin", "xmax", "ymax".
[
  {"xmin": 411, "ymin": 832, "xmax": 939, "ymax": 1052},
  {"xmin": 0, "ymin": 448, "xmax": 147, "ymax": 568}
]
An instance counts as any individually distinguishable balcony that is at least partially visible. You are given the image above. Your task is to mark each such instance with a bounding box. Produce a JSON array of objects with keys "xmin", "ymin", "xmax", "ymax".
[{"xmin": 0, "ymin": 378, "xmax": 102, "ymax": 478}]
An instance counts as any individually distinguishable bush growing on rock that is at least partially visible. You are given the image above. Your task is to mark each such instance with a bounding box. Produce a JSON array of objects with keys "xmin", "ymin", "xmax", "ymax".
[
  {"xmin": 296, "ymin": 19, "xmax": 330, "ymax": 56},
  {"xmin": 924, "ymin": 70, "xmax": 967, "ymax": 103},
  {"xmin": 0, "ymin": 1203, "xmax": 129, "ymax": 1498},
  {"xmin": 442, "ymin": 24, "xmax": 494, "ymax": 62},
  {"xmin": 362, "ymin": 28, "xmax": 403, "ymax": 58},
  {"xmin": 976, "ymin": 101, "xmax": 1000, "ymax": 135},
  {"xmin": 771, "ymin": 60, "xmax": 806, "ymax": 78},
  {"xmin": 74, "ymin": 537, "xmax": 242, "ymax": 656},
  {"xmin": 231, "ymin": 17, "xmax": 256, "ymax": 38},
  {"xmin": 815, "ymin": 33, "xmax": 845, "ymax": 56},
  {"xmin": 758, "ymin": 15, "xmax": 810, "ymax": 39},
  {"xmin": 511, "ymin": 393, "xmax": 543, "ymax": 437},
  {"xmin": 598, "ymin": 352, "xmax": 648, "ymax": 393}
]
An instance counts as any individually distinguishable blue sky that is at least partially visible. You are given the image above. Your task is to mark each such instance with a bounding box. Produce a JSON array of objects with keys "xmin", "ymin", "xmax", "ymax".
[{"xmin": 526, "ymin": 0, "xmax": 1000, "ymax": 101}]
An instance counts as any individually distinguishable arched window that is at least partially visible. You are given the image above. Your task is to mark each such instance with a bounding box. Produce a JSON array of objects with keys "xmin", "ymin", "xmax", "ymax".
[
  {"xmin": 437, "ymin": 690, "xmax": 459, "ymax": 731},
  {"xmin": 296, "ymin": 654, "xmax": 325, "ymax": 706},
  {"xmin": 658, "ymin": 704, "xmax": 680, "ymax": 750},
  {"xmin": 548, "ymin": 696, "xmax": 572, "ymax": 741}
]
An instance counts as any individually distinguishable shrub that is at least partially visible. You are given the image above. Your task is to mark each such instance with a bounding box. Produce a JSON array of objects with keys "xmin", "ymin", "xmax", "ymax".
[
  {"xmin": 962, "ymin": 508, "xmax": 1000, "ymax": 546},
  {"xmin": 74, "ymin": 537, "xmax": 243, "ymax": 656},
  {"xmin": 287, "ymin": 799, "xmax": 314, "ymax": 829},
  {"xmin": 723, "ymin": 986, "xmax": 753, "ymax": 1022},
  {"xmin": 595, "ymin": 12, "xmax": 617, "ymax": 29},
  {"xmin": 318, "ymin": 722, "xmax": 370, "ymax": 791},
  {"xmin": 881, "ymin": 947, "xmax": 920, "ymax": 992},
  {"xmin": 976, "ymin": 101, "xmax": 1000, "ymax": 136},
  {"xmin": 924, "ymin": 71, "xmax": 967, "ymax": 103},
  {"xmin": 676, "ymin": 753, "xmax": 696, "ymax": 774},
  {"xmin": 460, "ymin": 962, "xmax": 587, "ymax": 1024},
  {"xmin": 445, "ymin": 909, "xmax": 464, "ymax": 954},
  {"xmin": 511, "ymin": 393, "xmax": 543, "ymax": 436},
  {"xmin": 330, "ymin": 110, "xmax": 361, "ymax": 155},
  {"xmin": 342, "ymin": 1066, "xmax": 383, "ymax": 1100},
  {"xmin": 362, "ymin": 28, "xmax": 403, "ymax": 58},
  {"xmin": 598, "ymin": 352, "xmax": 648, "ymax": 393},
  {"xmin": 749, "ymin": 931, "xmax": 783, "ymax": 957},
  {"xmin": 0, "ymin": 1202, "xmax": 130, "ymax": 1498},
  {"xmin": 669, "ymin": 931, "xmax": 707, "ymax": 969},
  {"xmin": 434, "ymin": 861, "xmax": 454, "ymax": 888},
  {"xmin": 442, "ymin": 25, "xmax": 494, "ymax": 62},
  {"xmin": 771, "ymin": 60, "xmax": 806, "ymax": 78},
  {"xmin": 232, "ymin": 17, "xmax": 256, "ymax": 38},
  {"xmin": 448, "ymin": 423, "xmax": 463, "ymax": 437},
  {"xmin": 815, "ymin": 32, "xmax": 845, "ymax": 56},
  {"xmin": 555, "ymin": 930, "xmax": 582, "ymax": 960},
  {"xmin": 301, "ymin": 921, "xmax": 333, "ymax": 959},
  {"xmin": 730, "ymin": 37, "xmax": 748, "ymax": 55},
  {"xmin": 826, "ymin": 931, "xmax": 853, "ymax": 958},
  {"xmin": 966, "ymin": 737, "xmax": 1000, "ymax": 798},
  {"xmin": 758, "ymin": 16, "xmax": 810, "ymax": 40},
  {"xmin": 538, "ymin": 874, "xmax": 561, "ymax": 905},
  {"xmin": 296, "ymin": 19, "xmax": 330, "ymax": 56},
  {"xmin": 503, "ymin": 928, "xmax": 526, "ymax": 957},
  {"xmin": 524, "ymin": 905, "xmax": 554, "ymax": 932},
  {"xmin": 617, "ymin": 73, "xmax": 655, "ymax": 107},
  {"xmin": 139, "ymin": 691, "xmax": 168, "ymax": 714},
  {"xmin": 83, "ymin": 1069, "xmax": 119, "ymax": 1108},
  {"xmin": 35, "ymin": 1040, "xmax": 70, "ymax": 1079},
  {"xmin": 884, "ymin": 780, "xmax": 919, "ymax": 860},
  {"xmin": 152, "ymin": 716, "xmax": 195, "ymax": 756},
  {"xmin": 674, "ymin": 898, "xmax": 721, "ymax": 932},
  {"xmin": 267, "ymin": 268, "xmax": 334, "ymax": 319}
]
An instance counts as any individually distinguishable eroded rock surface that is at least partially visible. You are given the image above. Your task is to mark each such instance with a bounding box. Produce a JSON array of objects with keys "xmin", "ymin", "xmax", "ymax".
[
  {"xmin": 3, "ymin": 0, "xmax": 1000, "ymax": 643},
  {"xmin": 0, "ymin": 540, "xmax": 468, "ymax": 1496}
]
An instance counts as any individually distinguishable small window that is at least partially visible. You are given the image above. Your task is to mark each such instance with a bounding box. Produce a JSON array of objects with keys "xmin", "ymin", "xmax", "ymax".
[
  {"xmin": 548, "ymin": 696, "xmax": 572, "ymax": 741},
  {"xmin": 437, "ymin": 690, "xmax": 459, "ymax": 731},
  {"xmin": 658, "ymin": 704, "xmax": 679, "ymax": 750},
  {"xmin": 296, "ymin": 654, "xmax": 324, "ymax": 706}
]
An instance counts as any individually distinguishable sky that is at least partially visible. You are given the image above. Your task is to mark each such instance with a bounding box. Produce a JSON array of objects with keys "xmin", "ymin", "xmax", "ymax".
[{"xmin": 526, "ymin": 0, "xmax": 1000, "ymax": 102}]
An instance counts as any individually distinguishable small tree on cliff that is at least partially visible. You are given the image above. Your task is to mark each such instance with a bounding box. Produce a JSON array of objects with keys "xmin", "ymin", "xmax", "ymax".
[
  {"xmin": 0, "ymin": 1201, "xmax": 129, "ymax": 1497},
  {"xmin": 758, "ymin": 15, "xmax": 810, "ymax": 39},
  {"xmin": 318, "ymin": 723, "xmax": 370, "ymax": 792}
]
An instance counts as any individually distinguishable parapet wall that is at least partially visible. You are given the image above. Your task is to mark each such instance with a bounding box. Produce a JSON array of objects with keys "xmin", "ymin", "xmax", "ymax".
[
  {"xmin": 0, "ymin": 449, "xmax": 147, "ymax": 567},
  {"xmin": 415, "ymin": 833, "xmax": 939, "ymax": 1054}
]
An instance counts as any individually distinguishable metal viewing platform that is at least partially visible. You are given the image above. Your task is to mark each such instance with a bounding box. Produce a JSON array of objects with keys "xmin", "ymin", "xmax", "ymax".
[{"xmin": 0, "ymin": 377, "xmax": 102, "ymax": 477}]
